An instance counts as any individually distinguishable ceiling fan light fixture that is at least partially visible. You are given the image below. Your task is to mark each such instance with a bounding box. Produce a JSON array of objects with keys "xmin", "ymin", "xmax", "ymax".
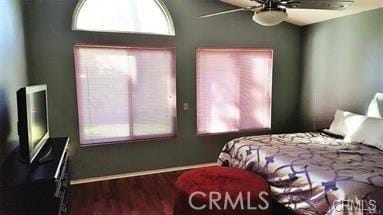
[{"xmin": 252, "ymin": 8, "xmax": 288, "ymax": 26}]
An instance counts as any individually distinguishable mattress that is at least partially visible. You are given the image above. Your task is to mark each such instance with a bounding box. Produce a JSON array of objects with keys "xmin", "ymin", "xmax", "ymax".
[{"xmin": 217, "ymin": 132, "xmax": 383, "ymax": 214}]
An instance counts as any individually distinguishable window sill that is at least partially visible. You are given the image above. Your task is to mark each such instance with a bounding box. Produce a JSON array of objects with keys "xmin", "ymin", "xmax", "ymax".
[
  {"xmin": 79, "ymin": 134, "xmax": 177, "ymax": 147},
  {"xmin": 196, "ymin": 128, "xmax": 271, "ymax": 137}
]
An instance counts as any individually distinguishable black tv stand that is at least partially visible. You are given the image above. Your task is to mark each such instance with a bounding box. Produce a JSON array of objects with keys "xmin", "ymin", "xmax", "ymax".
[
  {"xmin": 0, "ymin": 137, "xmax": 70, "ymax": 215},
  {"xmin": 36, "ymin": 141, "xmax": 54, "ymax": 164},
  {"xmin": 17, "ymin": 140, "xmax": 55, "ymax": 165}
]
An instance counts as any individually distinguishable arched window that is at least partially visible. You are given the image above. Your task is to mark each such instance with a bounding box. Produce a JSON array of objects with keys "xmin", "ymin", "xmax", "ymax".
[{"xmin": 72, "ymin": 0, "xmax": 175, "ymax": 36}]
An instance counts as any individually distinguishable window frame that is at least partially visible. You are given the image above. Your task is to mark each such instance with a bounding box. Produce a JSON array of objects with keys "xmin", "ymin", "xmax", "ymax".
[
  {"xmin": 195, "ymin": 48, "xmax": 273, "ymax": 136},
  {"xmin": 72, "ymin": 0, "xmax": 176, "ymax": 36},
  {"xmin": 73, "ymin": 44, "xmax": 177, "ymax": 146}
]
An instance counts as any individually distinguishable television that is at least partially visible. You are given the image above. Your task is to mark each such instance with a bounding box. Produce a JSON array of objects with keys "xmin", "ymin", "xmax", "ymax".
[{"xmin": 17, "ymin": 85, "xmax": 50, "ymax": 164}]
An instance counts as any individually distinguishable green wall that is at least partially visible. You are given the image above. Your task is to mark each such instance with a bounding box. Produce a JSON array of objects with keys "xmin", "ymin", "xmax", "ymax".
[
  {"xmin": 0, "ymin": 0, "xmax": 28, "ymax": 165},
  {"xmin": 300, "ymin": 9, "xmax": 383, "ymax": 130},
  {"xmin": 5, "ymin": 0, "xmax": 382, "ymax": 180},
  {"xmin": 23, "ymin": 0, "xmax": 302, "ymax": 180}
]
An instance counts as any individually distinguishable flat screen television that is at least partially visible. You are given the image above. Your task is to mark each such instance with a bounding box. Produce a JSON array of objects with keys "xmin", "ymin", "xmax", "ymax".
[{"xmin": 17, "ymin": 85, "xmax": 50, "ymax": 164}]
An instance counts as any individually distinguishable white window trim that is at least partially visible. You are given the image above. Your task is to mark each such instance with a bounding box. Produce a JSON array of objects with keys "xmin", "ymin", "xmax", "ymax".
[{"xmin": 71, "ymin": 0, "xmax": 176, "ymax": 36}]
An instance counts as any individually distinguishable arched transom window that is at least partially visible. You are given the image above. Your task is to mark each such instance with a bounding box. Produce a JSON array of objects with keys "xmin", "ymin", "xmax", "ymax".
[{"xmin": 72, "ymin": 0, "xmax": 175, "ymax": 36}]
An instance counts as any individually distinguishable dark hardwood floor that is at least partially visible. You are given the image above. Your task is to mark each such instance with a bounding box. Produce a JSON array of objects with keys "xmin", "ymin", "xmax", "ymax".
[
  {"xmin": 69, "ymin": 169, "xmax": 291, "ymax": 215},
  {"xmin": 69, "ymin": 170, "xmax": 185, "ymax": 215}
]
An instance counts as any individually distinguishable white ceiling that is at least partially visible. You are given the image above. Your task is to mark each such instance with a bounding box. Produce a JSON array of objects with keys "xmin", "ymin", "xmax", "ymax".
[{"xmin": 219, "ymin": 0, "xmax": 383, "ymax": 26}]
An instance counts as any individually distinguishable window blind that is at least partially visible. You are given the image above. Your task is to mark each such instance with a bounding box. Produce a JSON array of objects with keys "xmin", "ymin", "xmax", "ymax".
[
  {"xmin": 196, "ymin": 48, "xmax": 272, "ymax": 135},
  {"xmin": 74, "ymin": 45, "xmax": 176, "ymax": 145}
]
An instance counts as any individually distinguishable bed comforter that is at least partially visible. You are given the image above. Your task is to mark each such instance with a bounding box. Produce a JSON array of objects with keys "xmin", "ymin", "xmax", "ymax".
[{"xmin": 218, "ymin": 132, "xmax": 383, "ymax": 214}]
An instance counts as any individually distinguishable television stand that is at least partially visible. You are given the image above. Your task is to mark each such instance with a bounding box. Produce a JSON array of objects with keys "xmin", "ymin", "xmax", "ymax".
[
  {"xmin": 0, "ymin": 137, "xmax": 70, "ymax": 215},
  {"xmin": 36, "ymin": 141, "xmax": 54, "ymax": 164},
  {"xmin": 17, "ymin": 140, "xmax": 55, "ymax": 165}
]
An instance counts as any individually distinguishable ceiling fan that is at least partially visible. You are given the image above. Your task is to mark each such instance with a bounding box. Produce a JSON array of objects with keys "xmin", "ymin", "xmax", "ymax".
[{"xmin": 201, "ymin": 0, "xmax": 354, "ymax": 26}]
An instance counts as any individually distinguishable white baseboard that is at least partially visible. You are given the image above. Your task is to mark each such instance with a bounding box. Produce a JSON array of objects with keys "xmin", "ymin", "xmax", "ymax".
[{"xmin": 70, "ymin": 162, "xmax": 217, "ymax": 185}]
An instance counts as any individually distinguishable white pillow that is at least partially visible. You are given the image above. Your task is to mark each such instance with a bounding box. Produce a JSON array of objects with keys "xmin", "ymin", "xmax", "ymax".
[
  {"xmin": 344, "ymin": 117, "xmax": 383, "ymax": 150},
  {"xmin": 367, "ymin": 93, "xmax": 383, "ymax": 118},
  {"xmin": 328, "ymin": 110, "xmax": 366, "ymax": 137}
]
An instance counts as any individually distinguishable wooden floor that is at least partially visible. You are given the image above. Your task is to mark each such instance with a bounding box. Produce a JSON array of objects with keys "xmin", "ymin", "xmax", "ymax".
[
  {"xmin": 69, "ymin": 169, "xmax": 291, "ymax": 215},
  {"xmin": 69, "ymin": 170, "xmax": 185, "ymax": 215}
]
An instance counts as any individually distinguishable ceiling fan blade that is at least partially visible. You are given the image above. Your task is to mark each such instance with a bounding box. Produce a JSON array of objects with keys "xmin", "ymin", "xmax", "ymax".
[
  {"xmin": 200, "ymin": 6, "xmax": 262, "ymax": 18},
  {"xmin": 278, "ymin": 1, "xmax": 300, "ymax": 8},
  {"xmin": 289, "ymin": 0, "xmax": 354, "ymax": 10},
  {"xmin": 278, "ymin": 1, "xmax": 304, "ymax": 9},
  {"xmin": 251, "ymin": 0, "xmax": 268, "ymax": 4},
  {"xmin": 200, "ymin": 8, "xmax": 245, "ymax": 18}
]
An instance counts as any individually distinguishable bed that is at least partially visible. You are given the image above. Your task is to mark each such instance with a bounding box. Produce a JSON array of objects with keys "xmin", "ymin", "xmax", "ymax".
[{"xmin": 218, "ymin": 131, "xmax": 383, "ymax": 214}]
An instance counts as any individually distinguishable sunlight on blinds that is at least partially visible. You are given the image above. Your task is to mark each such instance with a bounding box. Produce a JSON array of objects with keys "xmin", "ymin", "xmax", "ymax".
[
  {"xmin": 74, "ymin": 45, "xmax": 176, "ymax": 145},
  {"xmin": 197, "ymin": 49, "xmax": 273, "ymax": 135}
]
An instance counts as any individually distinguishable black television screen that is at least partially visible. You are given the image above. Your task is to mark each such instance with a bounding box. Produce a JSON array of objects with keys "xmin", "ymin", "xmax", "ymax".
[
  {"xmin": 17, "ymin": 85, "xmax": 50, "ymax": 164},
  {"xmin": 28, "ymin": 90, "xmax": 48, "ymax": 149}
]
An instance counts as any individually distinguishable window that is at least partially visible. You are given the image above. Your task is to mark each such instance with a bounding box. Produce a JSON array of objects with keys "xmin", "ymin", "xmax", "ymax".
[
  {"xmin": 72, "ymin": 0, "xmax": 175, "ymax": 36},
  {"xmin": 196, "ymin": 48, "xmax": 273, "ymax": 135},
  {"xmin": 74, "ymin": 45, "xmax": 176, "ymax": 145}
]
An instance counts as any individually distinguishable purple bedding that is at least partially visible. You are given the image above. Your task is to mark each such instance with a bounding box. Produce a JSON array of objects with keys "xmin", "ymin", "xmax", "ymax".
[{"xmin": 218, "ymin": 132, "xmax": 383, "ymax": 214}]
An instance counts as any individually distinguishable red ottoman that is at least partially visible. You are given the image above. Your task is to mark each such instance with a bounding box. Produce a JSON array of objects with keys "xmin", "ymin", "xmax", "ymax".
[{"xmin": 174, "ymin": 166, "xmax": 271, "ymax": 215}]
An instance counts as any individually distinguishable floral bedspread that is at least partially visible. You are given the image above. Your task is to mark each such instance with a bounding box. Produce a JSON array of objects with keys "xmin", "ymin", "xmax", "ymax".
[{"xmin": 218, "ymin": 132, "xmax": 383, "ymax": 214}]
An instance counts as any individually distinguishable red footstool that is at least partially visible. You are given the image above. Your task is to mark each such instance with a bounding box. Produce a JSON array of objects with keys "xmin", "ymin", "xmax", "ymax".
[{"xmin": 174, "ymin": 166, "xmax": 271, "ymax": 215}]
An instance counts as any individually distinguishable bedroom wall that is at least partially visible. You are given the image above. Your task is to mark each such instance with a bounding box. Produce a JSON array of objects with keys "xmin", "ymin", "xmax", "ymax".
[
  {"xmin": 0, "ymin": 0, "xmax": 28, "ymax": 165},
  {"xmin": 300, "ymin": 8, "xmax": 383, "ymax": 130},
  {"xmin": 22, "ymin": 0, "xmax": 302, "ymax": 180}
]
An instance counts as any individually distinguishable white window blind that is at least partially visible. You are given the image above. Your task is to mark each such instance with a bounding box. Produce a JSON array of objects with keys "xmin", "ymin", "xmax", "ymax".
[
  {"xmin": 196, "ymin": 48, "xmax": 273, "ymax": 135},
  {"xmin": 74, "ymin": 45, "xmax": 176, "ymax": 145}
]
